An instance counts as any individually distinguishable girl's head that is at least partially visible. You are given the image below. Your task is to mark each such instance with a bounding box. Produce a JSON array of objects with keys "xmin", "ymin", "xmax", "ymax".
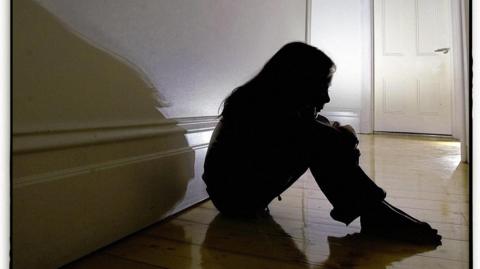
[{"xmin": 221, "ymin": 42, "xmax": 335, "ymax": 118}]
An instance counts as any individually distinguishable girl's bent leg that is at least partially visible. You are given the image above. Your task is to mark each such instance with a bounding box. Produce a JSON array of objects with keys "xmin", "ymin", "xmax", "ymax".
[
  {"xmin": 307, "ymin": 127, "xmax": 441, "ymax": 244},
  {"xmin": 309, "ymin": 156, "xmax": 386, "ymax": 225}
]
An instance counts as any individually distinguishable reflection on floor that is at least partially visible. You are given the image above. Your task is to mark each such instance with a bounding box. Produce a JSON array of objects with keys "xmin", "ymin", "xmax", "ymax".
[{"xmin": 63, "ymin": 134, "xmax": 469, "ymax": 269}]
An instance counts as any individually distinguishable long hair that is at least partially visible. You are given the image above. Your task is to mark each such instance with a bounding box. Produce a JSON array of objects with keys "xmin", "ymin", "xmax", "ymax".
[{"xmin": 220, "ymin": 42, "xmax": 335, "ymax": 118}]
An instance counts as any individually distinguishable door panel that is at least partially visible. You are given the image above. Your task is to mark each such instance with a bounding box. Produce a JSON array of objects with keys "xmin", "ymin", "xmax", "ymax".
[
  {"xmin": 383, "ymin": 78, "xmax": 407, "ymax": 113},
  {"xmin": 383, "ymin": 0, "xmax": 410, "ymax": 55},
  {"xmin": 374, "ymin": 0, "xmax": 453, "ymax": 135},
  {"xmin": 418, "ymin": 79, "xmax": 441, "ymax": 114}
]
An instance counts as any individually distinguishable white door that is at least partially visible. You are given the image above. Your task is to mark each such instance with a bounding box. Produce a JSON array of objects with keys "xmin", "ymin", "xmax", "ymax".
[{"xmin": 374, "ymin": 0, "xmax": 453, "ymax": 135}]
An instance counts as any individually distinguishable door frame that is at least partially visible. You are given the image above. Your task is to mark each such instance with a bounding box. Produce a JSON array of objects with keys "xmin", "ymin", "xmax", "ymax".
[
  {"xmin": 306, "ymin": 0, "xmax": 468, "ymax": 161},
  {"xmin": 368, "ymin": 0, "xmax": 469, "ymax": 161},
  {"xmin": 449, "ymin": 0, "xmax": 470, "ymax": 162}
]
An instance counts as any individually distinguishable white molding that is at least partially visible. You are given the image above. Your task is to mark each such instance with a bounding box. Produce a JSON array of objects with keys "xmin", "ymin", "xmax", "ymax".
[
  {"xmin": 461, "ymin": 0, "xmax": 469, "ymax": 163},
  {"xmin": 450, "ymin": 0, "xmax": 468, "ymax": 162},
  {"xmin": 13, "ymin": 143, "xmax": 208, "ymax": 189},
  {"xmin": 361, "ymin": 0, "xmax": 375, "ymax": 133},
  {"xmin": 12, "ymin": 116, "xmax": 215, "ymax": 269},
  {"xmin": 305, "ymin": 0, "xmax": 312, "ymax": 43},
  {"xmin": 320, "ymin": 109, "xmax": 361, "ymax": 132},
  {"xmin": 13, "ymin": 116, "xmax": 218, "ymax": 154},
  {"xmin": 321, "ymin": 110, "xmax": 359, "ymax": 118}
]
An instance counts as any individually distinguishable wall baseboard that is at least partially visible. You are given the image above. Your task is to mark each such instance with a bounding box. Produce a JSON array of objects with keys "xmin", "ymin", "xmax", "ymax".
[
  {"xmin": 13, "ymin": 116, "xmax": 217, "ymax": 269},
  {"xmin": 13, "ymin": 116, "xmax": 219, "ymax": 154},
  {"xmin": 320, "ymin": 110, "xmax": 361, "ymax": 133}
]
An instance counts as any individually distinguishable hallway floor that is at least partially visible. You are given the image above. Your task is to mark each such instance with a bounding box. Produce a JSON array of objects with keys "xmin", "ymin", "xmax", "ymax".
[{"xmin": 63, "ymin": 134, "xmax": 469, "ymax": 269}]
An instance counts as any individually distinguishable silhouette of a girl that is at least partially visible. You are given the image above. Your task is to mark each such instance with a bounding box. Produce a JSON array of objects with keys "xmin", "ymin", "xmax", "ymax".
[{"xmin": 203, "ymin": 42, "xmax": 441, "ymax": 245}]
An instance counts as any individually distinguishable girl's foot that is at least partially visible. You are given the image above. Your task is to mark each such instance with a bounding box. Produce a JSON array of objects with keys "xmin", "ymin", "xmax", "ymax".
[{"xmin": 360, "ymin": 200, "xmax": 442, "ymax": 245}]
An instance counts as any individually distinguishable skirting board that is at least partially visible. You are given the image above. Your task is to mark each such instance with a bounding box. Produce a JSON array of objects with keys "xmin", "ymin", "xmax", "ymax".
[
  {"xmin": 320, "ymin": 110, "xmax": 360, "ymax": 133},
  {"xmin": 12, "ymin": 116, "xmax": 218, "ymax": 269}
]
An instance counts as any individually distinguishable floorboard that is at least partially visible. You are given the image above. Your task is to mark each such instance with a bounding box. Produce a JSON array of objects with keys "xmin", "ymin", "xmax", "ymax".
[{"xmin": 63, "ymin": 134, "xmax": 470, "ymax": 269}]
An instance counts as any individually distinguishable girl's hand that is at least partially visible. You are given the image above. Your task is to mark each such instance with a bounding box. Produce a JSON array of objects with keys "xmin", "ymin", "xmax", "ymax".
[{"xmin": 338, "ymin": 124, "xmax": 356, "ymax": 136}]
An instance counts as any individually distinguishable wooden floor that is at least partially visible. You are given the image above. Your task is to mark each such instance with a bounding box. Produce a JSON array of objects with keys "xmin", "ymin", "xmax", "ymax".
[{"xmin": 63, "ymin": 134, "xmax": 469, "ymax": 269}]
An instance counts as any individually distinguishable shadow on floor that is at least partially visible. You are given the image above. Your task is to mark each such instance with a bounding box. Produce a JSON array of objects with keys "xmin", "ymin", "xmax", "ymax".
[
  {"xmin": 319, "ymin": 233, "xmax": 438, "ymax": 269},
  {"xmin": 202, "ymin": 213, "xmax": 438, "ymax": 268}
]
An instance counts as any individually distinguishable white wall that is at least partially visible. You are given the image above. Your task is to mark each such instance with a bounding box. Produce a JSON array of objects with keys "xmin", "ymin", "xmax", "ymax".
[
  {"xmin": 451, "ymin": 0, "xmax": 470, "ymax": 162},
  {"xmin": 35, "ymin": 0, "xmax": 307, "ymax": 119},
  {"xmin": 311, "ymin": 0, "xmax": 372, "ymax": 132},
  {"xmin": 12, "ymin": 0, "xmax": 307, "ymax": 268}
]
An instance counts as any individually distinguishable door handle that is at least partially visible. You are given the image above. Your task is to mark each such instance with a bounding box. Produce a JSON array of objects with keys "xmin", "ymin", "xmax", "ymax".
[{"xmin": 434, "ymin": 48, "xmax": 450, "ymax": 54}]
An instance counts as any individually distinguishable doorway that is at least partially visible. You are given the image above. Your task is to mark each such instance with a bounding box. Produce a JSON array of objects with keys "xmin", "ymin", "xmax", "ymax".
[
  {"xmin": 373, "ymin": 0, "xmax": 454, "ymax": 135},
  {"xmin": 308, "ymin": 0, "xmax": 468, "ymax": 160}
]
